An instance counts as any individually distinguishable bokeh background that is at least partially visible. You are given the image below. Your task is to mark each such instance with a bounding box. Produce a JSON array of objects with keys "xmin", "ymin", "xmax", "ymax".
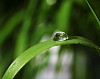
[{"xmin": 0, "ymin": 0, "xmax": 100, "ymax": 79}]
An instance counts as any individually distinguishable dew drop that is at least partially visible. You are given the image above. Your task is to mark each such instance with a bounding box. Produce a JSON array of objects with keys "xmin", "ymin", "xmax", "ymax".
[{"xmin": 52, "ymin": 31, "xmax": 68, "ymax": 41}]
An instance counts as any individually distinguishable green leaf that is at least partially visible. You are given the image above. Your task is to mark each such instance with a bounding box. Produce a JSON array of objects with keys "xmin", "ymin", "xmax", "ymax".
[
  {"xmin": 2, "ymin": 36, "xmax": 100, "ymax": 79},
  {"xmin": 55, "ymin": 0, "xmax": 73, "ymax": 31},
  {"xmin": 86, "ymin": 0, "xmax": 100, "ymax": 26}
]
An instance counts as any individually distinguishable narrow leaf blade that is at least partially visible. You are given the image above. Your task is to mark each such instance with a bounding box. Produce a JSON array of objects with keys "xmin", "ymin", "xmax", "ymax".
[
  {"xmin": 2, "ymin": 36, "xmax": 100, "ymax": 79},
  {"xmin": 86, "ymin": 0, "xmax": 100, "ymax": 26}
]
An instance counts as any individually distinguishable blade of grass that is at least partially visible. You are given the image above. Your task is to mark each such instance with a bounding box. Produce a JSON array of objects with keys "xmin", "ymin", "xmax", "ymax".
[
  {"xmin": 55, "ymin": 0, "xmax": 73, "ymax": 32},
  {"xmin": 86, "ymin": 0, "xmax": 100, "ymax": 26},
  {"xmin": 22, "ymin": 1, "xmax": 51, "ymax": 78},
  {"xmin": 2, "ymin": 36, "xmax": 100, "ymax": 79}
]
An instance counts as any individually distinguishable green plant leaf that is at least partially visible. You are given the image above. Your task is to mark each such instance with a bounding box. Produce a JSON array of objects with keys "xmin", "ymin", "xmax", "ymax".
[
  {"xmin": 86, "ymin": 0, "xmax": 100, "ymax": 26},
  {"xmin": 55, "ymin": 0, "xmax": 73, "ymax": 32},
  {"xmin": 2, "ymin": 36, "xmax": 100, "ymax": 79}
]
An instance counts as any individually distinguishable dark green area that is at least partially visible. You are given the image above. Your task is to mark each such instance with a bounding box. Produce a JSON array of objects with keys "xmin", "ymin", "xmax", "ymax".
[{"xmin": 0, "ymin": 0, "xmax": 100, "ymax": 79}]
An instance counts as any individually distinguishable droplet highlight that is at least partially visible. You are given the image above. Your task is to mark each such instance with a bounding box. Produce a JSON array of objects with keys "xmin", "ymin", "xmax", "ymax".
[{"xmin": 52, "ymin": 31, "xmax": 68, "ymax": 41}]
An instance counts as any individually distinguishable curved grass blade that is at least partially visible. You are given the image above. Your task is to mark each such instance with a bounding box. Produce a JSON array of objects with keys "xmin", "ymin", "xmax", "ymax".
[
  {"xmin": 2, "ymin": 36, "xmax": 100, "ymax": 79},
  {"xmin": 86, "ymin": 0, "xmax": 100, "ymax": 26}
]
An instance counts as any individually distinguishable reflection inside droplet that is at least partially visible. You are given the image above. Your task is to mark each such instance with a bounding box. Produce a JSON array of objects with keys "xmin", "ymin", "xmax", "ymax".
[{"xmin": 52, "ymin": 31, "xmax": 68, "ymax": 41}]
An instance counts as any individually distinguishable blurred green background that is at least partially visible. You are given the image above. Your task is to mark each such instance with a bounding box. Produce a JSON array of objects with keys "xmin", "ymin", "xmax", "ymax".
[{"xmin": 0, "ymin": 0, "xmax": 100, "ymax": 79}]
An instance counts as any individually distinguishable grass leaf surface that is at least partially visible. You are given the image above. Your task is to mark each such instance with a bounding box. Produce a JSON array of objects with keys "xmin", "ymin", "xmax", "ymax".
[{"xmin": 2, "ymin": 36, "xmax": 100, "ymax": 79}]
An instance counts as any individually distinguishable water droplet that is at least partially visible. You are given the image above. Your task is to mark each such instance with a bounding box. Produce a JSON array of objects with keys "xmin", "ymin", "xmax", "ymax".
[{"xmin": 52, "ymin": 31, "xmax": 68, "ymax": 41}]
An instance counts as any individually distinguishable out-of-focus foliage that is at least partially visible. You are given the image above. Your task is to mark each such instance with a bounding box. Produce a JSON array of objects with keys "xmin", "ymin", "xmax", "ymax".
[{"xmin": 0, "ymin": 0, "xmax": 100, "ymax": 79}]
